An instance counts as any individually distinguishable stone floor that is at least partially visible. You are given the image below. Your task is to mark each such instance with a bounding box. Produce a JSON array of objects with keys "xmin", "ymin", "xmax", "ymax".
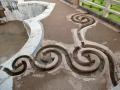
[{"xmin": 1, "ymin": 0, "xmax": 120, "ymax": 90}]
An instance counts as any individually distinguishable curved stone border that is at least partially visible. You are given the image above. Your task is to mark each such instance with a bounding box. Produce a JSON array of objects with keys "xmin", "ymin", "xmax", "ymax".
[{"xmin": 0, "ymin": 0, "xmax": 55, "ymax": 90}]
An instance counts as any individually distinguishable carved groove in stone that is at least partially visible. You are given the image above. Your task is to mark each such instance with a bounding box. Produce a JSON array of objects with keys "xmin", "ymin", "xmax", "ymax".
[
  {"xmin": 3, "ymin": 55, "xmax": 32, "ymax": 76},
  {"xmin": 70, "ymin": 13, "xmax": 95, "ymax": 28},
  {"xmin": 35, "ymin": 46, "xmax": 62, "ymax": 71}
]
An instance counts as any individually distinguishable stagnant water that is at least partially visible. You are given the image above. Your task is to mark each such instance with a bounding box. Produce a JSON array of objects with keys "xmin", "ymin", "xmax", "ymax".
[{"xmin": 0, "ymin": 21, "xmax": 28, "ymax": 64}]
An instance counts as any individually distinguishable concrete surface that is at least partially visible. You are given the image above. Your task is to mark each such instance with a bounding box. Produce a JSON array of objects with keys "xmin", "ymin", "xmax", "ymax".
[
  {"xmin": 0, "ymin": 21, "xmax": 27, "ymax": 64},
  {"xmin": 1, "ymin": 0, "xmax": 120, "ymax": 90},
  {"xmin": 13, "ymin": 0, "xmax": 120, "ymax": 90}
]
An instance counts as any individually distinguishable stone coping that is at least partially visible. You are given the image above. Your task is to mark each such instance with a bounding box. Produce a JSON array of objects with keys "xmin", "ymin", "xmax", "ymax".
[{"xmin": 0, "ymin": 0, "xmax": 55, "ymax": 90}]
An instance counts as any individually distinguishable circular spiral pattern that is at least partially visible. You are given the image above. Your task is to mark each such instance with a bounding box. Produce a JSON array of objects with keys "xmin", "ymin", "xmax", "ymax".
[
  {"xmin": 84, "ymin": 44, "xmax": 118, "ymax": 86},
  {"xmin": 72, "ymin": 47, "xmax": 107, "ymax": 75},
  {"xmin": 3, "ymin": 55, "xmax": 32, "ymax": 76},
  {"xmin": 70, "ymin": 13, "xmax": 95, "ymax": 28},
  {"xmin": 70, "ymin": 13, "xmax": 117, "ymax": 85},
  {"xmin": 35, "ymin": 43, "xmax": 117, "ymax": 86},
  {"xmin": 35, "ymin": 46, "xmax": 62, "ymax": 71},
  {"xmin": 35, "ymin": 44, "xmax": 107, "ymax": 76}
]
